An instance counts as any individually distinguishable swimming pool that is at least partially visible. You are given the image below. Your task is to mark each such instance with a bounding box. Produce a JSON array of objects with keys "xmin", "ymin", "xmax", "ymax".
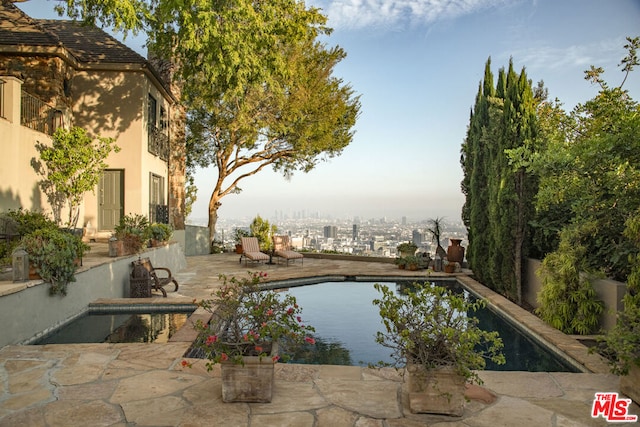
[
  {"xmin": 32, "ymin": 305, "xmax": 196, "ymax": 344},
  {"xmin": 282, "ymin": 280, "xmax": 579, "ymax": 372}
]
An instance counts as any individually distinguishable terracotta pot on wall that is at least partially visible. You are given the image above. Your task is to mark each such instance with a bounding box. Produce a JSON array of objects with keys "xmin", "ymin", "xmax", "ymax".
[{"xmin": 447, "ymin": 239, "xmax": 465, "ymax": 264}]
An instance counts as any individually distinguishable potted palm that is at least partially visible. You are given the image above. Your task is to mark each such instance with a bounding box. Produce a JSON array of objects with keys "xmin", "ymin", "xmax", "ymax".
[
  {"xmin": 114, "ymin": 214, "xmax": 150, "ymax": 255},
  {"xmin": 373, "ymin": 282, "xmax": 505, "ymax": 416},
  {"xmin": 187, "ymin": 272, "xmax": 315, "ymax": 402},
  {"xmin": 232, "ymin": 228, "xmax": 250, "ymax": 254}
]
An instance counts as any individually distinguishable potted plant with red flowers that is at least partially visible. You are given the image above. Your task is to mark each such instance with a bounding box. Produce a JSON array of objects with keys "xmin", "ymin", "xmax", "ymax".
[{"xmin": 188, "ymin": 271, "xmax": 315, "ymax": 402}]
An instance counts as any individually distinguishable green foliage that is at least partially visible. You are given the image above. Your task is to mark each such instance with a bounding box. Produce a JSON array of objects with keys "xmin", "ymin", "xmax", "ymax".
[
  {"xmin": 20, "ymin": 228, "xmax": 89, "ymax": 296},
  {"xmin": 249, "ymin": 215, "xmax": 277, "ymax": 252},
  {"xmin": 601, "ymin": 211, "xmax": 640, "ymax": 374},
  {"xmin": 114, "ymin": 213, "xmax": 151, "ymax": 253},
  {"xmin": 461, "ymin": 58, "xmax": 539, "ymax": 303},
  {"xmin": 530, "ymin": 37, "xmax": 640, "ymax": 284},
  {"xmin": 33, "ymin": 127, "xmax": 119, "ymax": 229},
  {"xmin": 54, "ymin": 0, "xmax": 149, "ymax": 35},
  {"xmin": 535, "ymin": 226, "xmax": 604, "ymax": 334},
  {"xmin": 190, "ymin": 272, "xmax": 315, "ymax": 368},
  {"xmin": 399, "ymin": 255, "xmax": 425, "ymax": 270},
  {"xmin": 148, "ymin": 223, "xmax": 173, "ymax": 242},
  {"xmin": 232, "ymin": 228, "xmax": 250, "ymax": 244},
  {"xmin": 5, "ymin": 209, "xmax": 57, "ymax": 235},
  {"xmin": 396, "ymin": 242, "xmax": 417, "ymax": 256},
  {"xmin": 372, "ymin": 282, "xmax": 504, "ymax": 384},
  {"xmin": 0, "ymin": 209, "xmax": 57, "ymax": 265}
]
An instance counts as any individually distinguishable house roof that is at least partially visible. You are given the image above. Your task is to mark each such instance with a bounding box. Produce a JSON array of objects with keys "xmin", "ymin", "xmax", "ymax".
[
  {"xmin": 0, "ymin": 0, "xmax": 175, "ymax": 100},
  {"xmin": 0, "ymin": 1, "xmax": 145, "ymax": 64}
]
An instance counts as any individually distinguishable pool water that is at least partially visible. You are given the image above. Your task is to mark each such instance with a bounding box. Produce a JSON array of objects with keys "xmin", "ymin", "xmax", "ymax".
[
  {"xmin": 285, "ymin": 281, "xmax": 578, "ymax": 372},
  {"xmin": 33, "ymin": 309, "xmax": 194, "ymax": 344}
]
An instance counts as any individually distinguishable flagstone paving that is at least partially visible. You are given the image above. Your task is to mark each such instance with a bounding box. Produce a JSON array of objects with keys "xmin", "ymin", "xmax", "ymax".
[{"xmin": 0, "ymin": 248, "xmax": 638, "ymax": 426}]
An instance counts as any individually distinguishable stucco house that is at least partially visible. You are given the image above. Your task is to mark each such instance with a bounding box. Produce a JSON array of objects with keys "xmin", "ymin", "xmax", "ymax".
[{"xmin": 0, "ymin": 0, "xmax": 186, "ymax": 238}]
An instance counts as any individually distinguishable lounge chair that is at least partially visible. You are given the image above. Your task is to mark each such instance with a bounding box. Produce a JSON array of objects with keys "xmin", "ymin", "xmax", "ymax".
[
  {"xmin": 240, "ymin": 237, "xmax": 270, "ymax": 266},
  {"xmin": 273, "ymin": 235, "xmax": 303, "ymax": 266},
  {"xmin": 131, "ymin": 257, "xmax": 179, "ymax": 297}
]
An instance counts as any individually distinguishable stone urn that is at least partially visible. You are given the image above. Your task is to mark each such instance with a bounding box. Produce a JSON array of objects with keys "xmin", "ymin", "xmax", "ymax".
[{"xmin": 447, "ymin": 239, "xmax": 465, "ymax": 264}]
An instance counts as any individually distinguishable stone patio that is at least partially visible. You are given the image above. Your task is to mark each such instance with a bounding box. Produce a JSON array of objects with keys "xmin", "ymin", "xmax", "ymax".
[{"xmin": 0, "ymin": 248, "xmax": 638, "ymax": 426}]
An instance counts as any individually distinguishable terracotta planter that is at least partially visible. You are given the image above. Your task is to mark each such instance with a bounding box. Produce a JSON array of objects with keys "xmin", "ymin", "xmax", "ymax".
[
  {"xmin": 150, "ymin": 239, "xmax": 168, "ymax": 247},
  {"xmin": 620, "ymin": 363, "xmax": 640, "ymax": 405},
  {"xmin": 235, "ymin": 244, "xmax": 243, "ymax": 254},
  {"xmin": 444, "ymin": 263, "xmax": 456, "ymax": 274},
  {"xmin": 407, "ymin": 365, "xmax": 466, "ymax": 416},
  {"xmin": 221, "ymin": 356, "xmax": 275, "ymax": 402},
  {"xmin": 28, "ymin": 263, "xmax": 41, "ymax": 280},
  {"xmin": 447, "ymin": 239, "xmax": 465, "ymax": 263},
  {"xmin": 407, "ymin": 264, "xmax": 419, "ymax": 271}
]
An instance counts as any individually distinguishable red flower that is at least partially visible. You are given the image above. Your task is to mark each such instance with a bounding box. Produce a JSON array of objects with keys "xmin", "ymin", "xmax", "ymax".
[
  {"xmin": 181, "ymin": 360, "xmax": 192, "ymax": 368},
  {"xmin": 272, "ymin": 355, "xmax": 280, "ymax": 362},
  {"xmin": 254, "ymin": 346, "xmax": 263, "ymax": 353},
  {"xmin": 266, "ymin": 309, "xmax": 274, "ymax": 316},
  {"xmin": 287, "ymin": 307, "xmax": 294, "ymax": 315},
  {"xmin": 206, "ymin": 335, "xmax": 217, "ymax": 345},
  {"xmin": 305, "ymin": 337, "xmax": 316, "ymax": 345},
  {"xmin": 220, "ymin": 353, "xmax": 229, "ymax": 362}
]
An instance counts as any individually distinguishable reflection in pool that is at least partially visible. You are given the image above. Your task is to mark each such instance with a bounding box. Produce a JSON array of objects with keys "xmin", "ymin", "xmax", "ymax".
[
  {"xmin": 284, "ymin": 281, "xmax": 578, "ymax": 372},
  {"xmin": 33, "ymin": 309, "xmax": 194, "ymax": 344}
]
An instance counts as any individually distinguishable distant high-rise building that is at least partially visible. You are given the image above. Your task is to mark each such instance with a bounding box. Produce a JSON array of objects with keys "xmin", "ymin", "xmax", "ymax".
[
  {"xmin": 412, "ymin": 229, "xmax": 424, "ymax": 245},
  {"xmin": 402, "ymin": 216, "xmax": 407, "ymax": 225},
  {"xmin": 324, "ymin": 225, "xmax": 337, "ymax": 239},
  {"xmin": 353, "ymin": 224, "xmax": 360, "ymax": 241}
]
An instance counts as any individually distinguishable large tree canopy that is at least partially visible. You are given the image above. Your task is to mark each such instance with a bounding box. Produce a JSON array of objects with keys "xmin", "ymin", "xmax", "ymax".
[{"xmin": 54, "ymin": 0, "xmax": 361, "ymax": 241}]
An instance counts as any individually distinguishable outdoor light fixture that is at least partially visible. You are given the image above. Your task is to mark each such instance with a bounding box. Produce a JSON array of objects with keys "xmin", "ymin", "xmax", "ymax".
[{"xmin": 12, "ymin": 247, "xmax": 29, "ymax": 282}]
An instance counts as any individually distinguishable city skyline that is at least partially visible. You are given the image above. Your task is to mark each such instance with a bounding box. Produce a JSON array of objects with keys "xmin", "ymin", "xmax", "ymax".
[{"xmin": 16, "ymin": 0, "xmax": 640, "ymax": 225}]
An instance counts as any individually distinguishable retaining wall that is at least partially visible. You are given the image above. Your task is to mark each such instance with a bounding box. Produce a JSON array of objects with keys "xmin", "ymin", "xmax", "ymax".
[{"xmin": 0, "ymin": 243, "xmax": 186, "ymax": 348}]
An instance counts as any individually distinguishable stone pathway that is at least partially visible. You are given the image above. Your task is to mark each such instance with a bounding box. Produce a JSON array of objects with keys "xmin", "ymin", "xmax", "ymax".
[{"xmin": 1, "ymin": 342, "xmax": 637, "ymax": 427}]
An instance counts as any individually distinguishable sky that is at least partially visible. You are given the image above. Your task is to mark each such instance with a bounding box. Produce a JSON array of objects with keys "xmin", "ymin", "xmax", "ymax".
[{"xmin": 16, "ymin": 0, "xmax": 640, "ymax": 224}]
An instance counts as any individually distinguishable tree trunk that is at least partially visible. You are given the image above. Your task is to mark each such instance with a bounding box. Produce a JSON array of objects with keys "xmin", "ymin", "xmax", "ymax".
[{"xmin": 208, "ymin": 195, "xmax": 222, "ymax": 244}]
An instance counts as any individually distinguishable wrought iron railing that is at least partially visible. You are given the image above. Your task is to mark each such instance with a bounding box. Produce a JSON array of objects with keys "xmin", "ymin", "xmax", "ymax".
[
  {"xmin": 148, "ymin": 125, "xmax": 169, "ymax": 161},
  {"xmin": 20, "ymin": 91, "xmax": 59, "ymax": 135}
]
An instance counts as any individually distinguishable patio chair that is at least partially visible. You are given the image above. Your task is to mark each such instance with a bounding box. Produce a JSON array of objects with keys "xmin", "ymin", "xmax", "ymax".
[
  {"xmin": 131, "ymin": 257, "xmax": 179, "ymax": 297},
  {"xmin": 273, "ymin": 235, "xmax": 303, "ymax": 266},
  {"xmin": 240, "ymin": 237, "xmax": 270, "ymax": 266}
]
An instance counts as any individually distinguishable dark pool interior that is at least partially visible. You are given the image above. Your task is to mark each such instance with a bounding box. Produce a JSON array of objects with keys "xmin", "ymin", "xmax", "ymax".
[
  {"xmin": 33, "ymin": 306, "xmax": 196, "ymax": 345},
  {"xmin": 283, "ymin": 280, "xmax": 579, "ymax": 372}
]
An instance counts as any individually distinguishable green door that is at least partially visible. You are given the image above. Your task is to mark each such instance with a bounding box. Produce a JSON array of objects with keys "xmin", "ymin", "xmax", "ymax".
[{"xmin": 99, "ymin": 170, "xmax": 124, "ymax": 231}]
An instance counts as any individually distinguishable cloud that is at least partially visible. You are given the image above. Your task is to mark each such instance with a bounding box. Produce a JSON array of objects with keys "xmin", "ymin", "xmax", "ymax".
[
  {"xmin": 311, "ymin": 0, "xmax": 511, "ymax": 31},
  {"xmin": 509, "ymin": 38, "xmax": 627, "ymax": 72}
]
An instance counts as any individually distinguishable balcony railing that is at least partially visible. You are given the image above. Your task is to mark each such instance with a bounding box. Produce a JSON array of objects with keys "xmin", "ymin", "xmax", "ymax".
[
  {"xmin": 150, "ymin": 204, "xmax": 169, "ymax": 224},
  {"xmin": 20, "ymin": 91, "xmax": 60, "ymax": 136},
  {"xmin": 148, "ymin": 125, "xmax": 169, "ymax": 162}
]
